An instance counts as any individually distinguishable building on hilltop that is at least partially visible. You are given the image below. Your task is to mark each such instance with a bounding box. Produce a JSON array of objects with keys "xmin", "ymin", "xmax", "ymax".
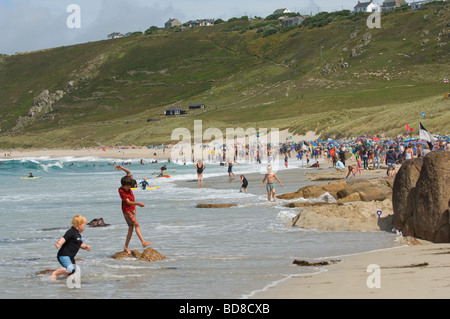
[
  {"xmin": 187, "ymin": 19, "xmax": 215, "ymax": 28},
  {"xmin": 189, "ymin": 104, "xmax": 206, "ymax": 110},
  {"xmin": 107, "ymin": 32, "xmax": 124, "ymax": 39},
  {"xmin": 353, "ymin": 0, "xmax": 380, "ymax": 13},
  {"xmin": 273, "ymin": 8, "xmax": 292, "ymax": 15},
  {"xmin": 410, "ymin": 0, "xmax": 433, "ymax": 10},
  {"xmin": 381, "ymin": 0, "xmax": 407, "ymax": 11},
  {"xmin": 165, "ymin": 18, "xmax": 182, "ymax": 29},
  {"xmin": 281, "ymin": 16, "xmax": 307, "ymax": 27},
  {"xmin": 164, "ymin": 106, "xmax": 187, "ymax": 116}
]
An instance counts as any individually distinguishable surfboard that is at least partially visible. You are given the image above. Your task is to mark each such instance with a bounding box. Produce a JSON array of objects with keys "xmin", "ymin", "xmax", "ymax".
[
  {"xmin": 157, "ymin": 175, "xmax": 171, "ymax": 178},
  {"xmin": 152, "ymin": 170, "xmax": 176, "ymax": 175},
  {"xmin": 131, "ymin": 186, "xmax": 160, "ymax": 190},
  {"xmin": 20, "ymin": 176, "xmax": 42, "ymax": 180}
]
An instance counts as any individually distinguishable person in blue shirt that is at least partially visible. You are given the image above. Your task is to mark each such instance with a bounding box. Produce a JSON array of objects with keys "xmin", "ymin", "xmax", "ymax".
[
  {"xmin": 51, "ymin": 215, "xmax": 90, "ymax": 281},
  {"xmin": 140, "ymin": 178, "xmax": 150, "ymax": 190}
]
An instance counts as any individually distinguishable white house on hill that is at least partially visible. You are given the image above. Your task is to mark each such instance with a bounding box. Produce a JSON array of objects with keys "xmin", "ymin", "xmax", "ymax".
[
  {"xmin": 354, "ymin": 0, "xmax": 380, "ymax": 13},
  {"xmin": 273, "ymin": 8, "xmax": 291, "ymax": 15},
  {"xmin": 107, "ymin": 32, "xmax": 124, "ymax": 39},
  {"xmin": 187, "ymin": 19, "xmax": 215, "ymax": 28}
]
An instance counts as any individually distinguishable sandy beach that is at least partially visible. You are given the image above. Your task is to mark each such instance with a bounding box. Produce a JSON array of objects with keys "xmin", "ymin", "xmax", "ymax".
[
  {"xmin": 0, "ymin": 146, "xmax": 171, "ymax": 161},
  {"xmin": 0, "ymin": 129, "xmax": 320, "ymax": 161},
  {"xmin": 251, "ymin": 241, "xmax": 450, "ymax": 299},
  {"xmin": 3, "ymin": 137, "xmax": 449, "ymax": 299}
]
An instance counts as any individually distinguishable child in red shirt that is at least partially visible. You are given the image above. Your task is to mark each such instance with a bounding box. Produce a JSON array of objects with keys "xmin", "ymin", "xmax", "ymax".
[{"xmin": 115, "ymin": 165, "xmax": 152, "ymax": 255}]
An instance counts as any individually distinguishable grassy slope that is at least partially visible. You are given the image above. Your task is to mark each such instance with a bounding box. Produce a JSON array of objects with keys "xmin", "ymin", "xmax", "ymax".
[{"xmin": 0, "ymin": 6, "xmax": 449, "ymax": 148}]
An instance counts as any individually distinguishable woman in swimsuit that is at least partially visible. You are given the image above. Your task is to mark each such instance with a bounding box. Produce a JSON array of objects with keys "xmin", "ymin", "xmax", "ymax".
[{"xmin": 194, "ymin": 161, "xmax": 205, "ymax": 183}]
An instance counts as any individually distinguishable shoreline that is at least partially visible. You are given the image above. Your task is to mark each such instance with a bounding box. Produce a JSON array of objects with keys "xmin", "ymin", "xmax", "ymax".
[{"xmin": 5, "ymin": 147, "xmax": 449, "ymax": 299}]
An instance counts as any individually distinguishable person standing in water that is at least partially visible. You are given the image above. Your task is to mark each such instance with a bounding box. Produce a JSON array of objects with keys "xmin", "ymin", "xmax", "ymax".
[
  {"xmin": 223, "ymin": 159, "xmax": 239, "ymax": 178},
  {"xmin": 240, "ymin": 175, "xmax": 248, "ymax": 194},
  {"xmin": 260, "ymin": 165, "xmax": 283, "ymax": 202},
  {"xmin": 194, "ymin": 160, "xmax": 205, "ymax": 184}
]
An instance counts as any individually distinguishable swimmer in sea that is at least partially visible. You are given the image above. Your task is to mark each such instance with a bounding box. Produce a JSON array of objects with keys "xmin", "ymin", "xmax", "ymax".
[{"xmin": 260, "ymin": 165, "xmax": 283, "ymax": 202}]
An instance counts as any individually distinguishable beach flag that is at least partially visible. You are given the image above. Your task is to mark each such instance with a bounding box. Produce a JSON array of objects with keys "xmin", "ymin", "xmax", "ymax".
[
  {"xmin": 444, "ymin": 78, "xmax": 449, "ymax": 83},
  {"xmin": 405, "ymin": 124, "xmax": 414, "ymax": 131},
  {"xmin": 419, "ymin": 122, "xmax": 435, "ymax": 150}
]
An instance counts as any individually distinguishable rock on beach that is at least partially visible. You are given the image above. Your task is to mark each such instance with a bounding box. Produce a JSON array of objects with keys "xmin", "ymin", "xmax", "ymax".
[
  {"xmin": 393, "ymin": 151, "xmax": 450, "ymax": 243},
  {"xmin": 111, "ymin": 247, "xmax": 166, "ymax": 262},
  {"xmin": 196, "ymin": 203, "xmax": 237, "ymax": 208},
  {"xmin": 87, "ymin": 218, "xmax": 110, "ymax": 227},
  {"xmin": 282, "ymin": 176, "xmax": 395, "ymax": 232}
]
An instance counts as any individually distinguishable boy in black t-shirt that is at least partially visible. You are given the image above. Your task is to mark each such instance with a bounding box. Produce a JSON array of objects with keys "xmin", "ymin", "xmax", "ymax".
[{"xmin": 51, "ymin": 215, "xmax": 90, "ymax": 281}]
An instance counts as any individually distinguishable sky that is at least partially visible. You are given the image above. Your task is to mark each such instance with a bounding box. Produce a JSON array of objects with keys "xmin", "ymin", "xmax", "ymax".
[{"xmin": 0, "ymin": 0, "xmax": 382, "ymax": 55}]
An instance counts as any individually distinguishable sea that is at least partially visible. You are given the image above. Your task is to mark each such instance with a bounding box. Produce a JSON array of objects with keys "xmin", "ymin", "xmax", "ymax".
[{"xmin": 0, "ymin": 155, "xmax": 402, "ymax": 299}]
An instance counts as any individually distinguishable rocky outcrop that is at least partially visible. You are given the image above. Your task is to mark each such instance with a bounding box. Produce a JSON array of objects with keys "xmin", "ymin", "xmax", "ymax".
[
  {"xmin": 281, "ymin": 176, "xmax": 395, "ymax": 232},
  {"xmin": 288, "ymin": 199, "xmax": 394, "ymax": 232},
  {"xmin": 393, "ymin": 152, "xmax": 450, "ymax": 243},
  {"xmin": 277, "ymin": 180, "xmax": 348, "ymax": 200},
  {"xmin": 392, "ymin": 158, "xmax": 423, "ymax": 235},
  {"xmin": 278, "ymin": 178, "xmax": 393, "ymax": 203},
  {"xmin": 15, "ymin": 89, "xmax": 65, "ymax": 129},
  {"xmin": 336, "ymin": 178, "xmax": 393, "ymax": 203},
  {"xmin": 111, "ymin": 247, "xmax": 166, "ymax": 262}
]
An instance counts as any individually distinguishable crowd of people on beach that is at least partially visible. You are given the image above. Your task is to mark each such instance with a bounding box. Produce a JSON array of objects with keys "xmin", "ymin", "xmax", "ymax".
[
  {"xmin": 279, "ymin": 135, "xmax": 449, "ymax": 178},
  {"xmin": 49, "ymin": 133, "xmax": 449, "ymax": 282},
  {"xmin": 186, "ymin": 134, "xmax": 450, "ymax": 205}
]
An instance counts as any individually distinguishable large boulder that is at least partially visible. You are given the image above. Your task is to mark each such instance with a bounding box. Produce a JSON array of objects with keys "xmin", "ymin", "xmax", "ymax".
[
  {"xmin": 288, "ymin": 199, "xmax": 394, "ymax": 232},
  {"xmin": 393, "ymin": 152, "xmax": 450, "ymax": 243},
  {"xmin": 392, "ymin": 158, "xmax": 424, "ymax": 235},
  {"xmin": 337, "ymin": 178, "xmax": 393, "ymax": 202},
  {"xmin": 277, "ymin": 180, "xmax": 348, "ymax": 200}
]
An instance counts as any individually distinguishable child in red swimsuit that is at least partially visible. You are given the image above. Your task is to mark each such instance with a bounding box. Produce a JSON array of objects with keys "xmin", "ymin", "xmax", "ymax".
[{"xmin": 116, "ymin": 165, "xmax": 152, "ymax": 255}]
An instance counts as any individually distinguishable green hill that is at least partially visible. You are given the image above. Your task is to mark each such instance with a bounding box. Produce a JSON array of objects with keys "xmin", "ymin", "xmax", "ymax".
[{"xmin": 1, "ymin": 4, "xmax": 449, "ymax": 149}]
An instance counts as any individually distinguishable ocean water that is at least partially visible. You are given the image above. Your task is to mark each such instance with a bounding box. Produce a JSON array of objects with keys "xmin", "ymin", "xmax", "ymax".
[{"xmin": 0, "ymin": 156, "xmax": 401, "ymax": 299}]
